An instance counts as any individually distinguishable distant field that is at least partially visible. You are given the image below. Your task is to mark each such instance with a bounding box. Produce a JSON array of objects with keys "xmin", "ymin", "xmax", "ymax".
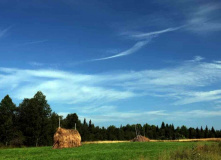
[
  {"xmin": 0, "ymin": 141, "xmax": 218, "ymax": 160},
  {"xmin": 83, "ymin": 138, "xmax": 221, "ymax": 144}
]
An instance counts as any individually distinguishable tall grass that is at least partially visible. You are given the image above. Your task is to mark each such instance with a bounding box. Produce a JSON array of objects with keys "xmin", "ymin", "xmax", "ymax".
[{"xmin": 159, "ymin": 142, "xmax": 221, "ymax": 160}]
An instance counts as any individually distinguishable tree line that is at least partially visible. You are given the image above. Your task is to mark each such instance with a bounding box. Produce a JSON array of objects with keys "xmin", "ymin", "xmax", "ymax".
[{"xmin": 0, "ymin": 91, "xmax": 221, "ymax": 147}]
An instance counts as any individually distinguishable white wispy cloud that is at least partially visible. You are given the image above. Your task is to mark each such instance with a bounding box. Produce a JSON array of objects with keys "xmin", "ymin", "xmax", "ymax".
[
  {"xmin": 110, "ymin": 58, "xmax": 221, "ymax": 89},
  {"xmin": 92, "ymin": 26, "xmax": 182, "ymax": 61},
  {"xmin": 28, "ymin": 62, "xmax": 60, "ymax": 68},
  {"xmin": 13, "ymin": 81, "xmax": 135, "ymax": 104},
  {"xmin": 172, "ymin": 110, "xmax": 221, "ymax": 119},
  {"xmin": 79, "ymin": 109, "xmax": 169, "ymax": 124},
  {"xmin": 187, "ymin": 56, "xmax": 204, "ymax": 62},
  {"xmin": 1, "ymin": 57, "xmax": 221, "ymax": 127},
  {"xmin": 1, "ymin": 57, "xmax": 221, "ymax": 106},
  {"xmin": 29, "ymin": 62, "xmax": 44, "ymax": 66},
  {"xmin": 186, "ymin": 3, "xmax": 221, "ymax": 33},
  {"xmin": 173, "ymin": 90, "xmax": 221, "ymax": 105},
  {"xmin": 76, "ymin": 106, "xmax": 221, "ymax": 125},
  {"xmin": 91, "ymin": 40, "xmax": 150, "ymax": 61},
  {"xmin": 214, "ymin": 61, "xmax": 221, "ymax": 64},
  {"xmin": 0, "ymin": 26, "xmax": 11, "ymax": 38},
  {"xmin": 90, "ymin": 2, "xmax": 221, "ymax": 62},
  {"xmin": 15, "ymin": 40, "xmax": 48, "ymax": 47},
  {"xmin": 0, "ymin": 67, "xmax": 136, "ymax": 104},
  {"xmin": 71, "ymin": 105, "xmax": 117, "ymax": 114},
  {"xmin": 104, "ymin": 57, "xmax": 221, "ymax": 105},
  {"xmin": 129, "ymin": 26, "xmax": 182, "ymax": 39}
]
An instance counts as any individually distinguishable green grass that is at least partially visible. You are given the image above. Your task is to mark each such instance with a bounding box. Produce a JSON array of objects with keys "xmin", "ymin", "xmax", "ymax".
[
  {"xmin": 159, "ymin": 142, "xmax": 221, "ymax": 160},
  {"xmin": 0, "ymin": 142, "xmax": 216, "ymax": 160}
]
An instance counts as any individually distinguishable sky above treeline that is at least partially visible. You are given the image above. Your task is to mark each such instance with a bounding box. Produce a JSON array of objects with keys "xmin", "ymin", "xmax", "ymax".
[{"xmin": 1, "ymin": 0, "xmax": 221, "ymax": 129}]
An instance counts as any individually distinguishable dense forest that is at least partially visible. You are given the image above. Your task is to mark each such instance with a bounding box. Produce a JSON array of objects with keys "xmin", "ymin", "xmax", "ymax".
[{"xmin": 0, "ymin": 91, "xmax": 221, "ymax": 147}]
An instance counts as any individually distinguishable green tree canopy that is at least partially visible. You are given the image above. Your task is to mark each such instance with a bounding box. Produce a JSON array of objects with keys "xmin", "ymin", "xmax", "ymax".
[
  {"xmin": 17, "ymin": 91, "xmax": 52, "ymax": 146},
  {"xmin": 0, "ymin": 95, "xmax": 17, "ymax": 145}
]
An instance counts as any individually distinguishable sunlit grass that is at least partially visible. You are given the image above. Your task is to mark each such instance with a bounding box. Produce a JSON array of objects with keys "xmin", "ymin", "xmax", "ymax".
[{"xmin": 0, "ymin": 141, "xmax": 218, "ymax": 160}]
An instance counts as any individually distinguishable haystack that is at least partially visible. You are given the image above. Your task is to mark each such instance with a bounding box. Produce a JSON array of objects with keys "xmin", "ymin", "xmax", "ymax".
[
  {"xmin": 131, "ymin": 135, "xmax": 150, "ymax": 142},
  {"xmin": 53, "ymin": 127, "xmax": 81, "ymax": 149}
]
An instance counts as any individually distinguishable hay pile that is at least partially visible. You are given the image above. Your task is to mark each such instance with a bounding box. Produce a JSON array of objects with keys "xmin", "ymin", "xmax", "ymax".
[
  {"xmin": 53, "ymin": 127, "xmax": 81, "ymax": 149},
  {"xmin": 131, "ymin": 135, "xmax": 150, "ymax": 142}
]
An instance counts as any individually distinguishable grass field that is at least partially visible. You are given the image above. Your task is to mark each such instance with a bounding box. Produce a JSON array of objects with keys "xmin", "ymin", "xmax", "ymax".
[{"xmin": 0, "ymin": 141, "xmax": 218, "ymax": 160}]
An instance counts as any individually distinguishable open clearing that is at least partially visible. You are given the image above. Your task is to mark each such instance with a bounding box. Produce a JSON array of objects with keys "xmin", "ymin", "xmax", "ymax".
[
  {"xmin": 0, "ymin": 141, "xmax": 218, "ymax": 160},
  {"xmin": 83, "ymin": 138, "xmax": 221, "ymax": 144}
]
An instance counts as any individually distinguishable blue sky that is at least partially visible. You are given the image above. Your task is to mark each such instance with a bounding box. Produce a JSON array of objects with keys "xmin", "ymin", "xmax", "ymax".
[{"xmin": 1, "ymin": 0, "xmax": 221, "ymax": 129}]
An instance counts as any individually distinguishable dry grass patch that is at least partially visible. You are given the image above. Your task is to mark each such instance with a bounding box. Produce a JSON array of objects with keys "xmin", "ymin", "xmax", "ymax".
[
  {"xmin": 83, "ymin": 140, "xmax": 129, "ymax": 144},
  {"xmin": 159, "ymin": 142, "xmax": 221, "ymax": 160}
]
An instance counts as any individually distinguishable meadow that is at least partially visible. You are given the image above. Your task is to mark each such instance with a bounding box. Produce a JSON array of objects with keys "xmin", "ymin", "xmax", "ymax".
[{"xmin": 0, "ymin": 141, "xmax": 220, "ymax": 160}]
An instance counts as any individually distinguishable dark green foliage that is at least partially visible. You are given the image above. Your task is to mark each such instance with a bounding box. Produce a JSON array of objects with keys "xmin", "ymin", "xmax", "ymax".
[
  {"xmin": 205, "ymin": 125, "xmax": 209, "ymax": 138},
  {"xmin": 0, "ymin": 92, "xmax": 221, "ymax": 147},
  {"xmin": 0, "ymin": 95, "xmax": 17, "ymax": 146},
  {"xmin": 48, "ymin": 112, "xmax": 59, "ymax": 143},
  {"xmin": 107, "ymin": 125, "xmax": 117, "ymax": 140},
  {"xmin": 180, "ymin": 125, "xmax": 189, "ymax": 138},
  {"xmin": 17, "ymin": 91, "xmax": 52, "ymax": 146},
  {"xmin": 209, "ymin": 126, "xmax": 216, "ymax": 138},
  {"xmin": 63, "ymin": 113, "xmax": 81, "ymax": 129}
]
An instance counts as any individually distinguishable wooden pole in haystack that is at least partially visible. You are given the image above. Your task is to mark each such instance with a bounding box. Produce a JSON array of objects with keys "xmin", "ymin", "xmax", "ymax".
[
  {"xmin": 59, "ymin": 116, "xmax": 61, "ymax": 128},
  {"xmin": 135, "ymin": 124, "xmax": 138, "ymax": 136}
]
